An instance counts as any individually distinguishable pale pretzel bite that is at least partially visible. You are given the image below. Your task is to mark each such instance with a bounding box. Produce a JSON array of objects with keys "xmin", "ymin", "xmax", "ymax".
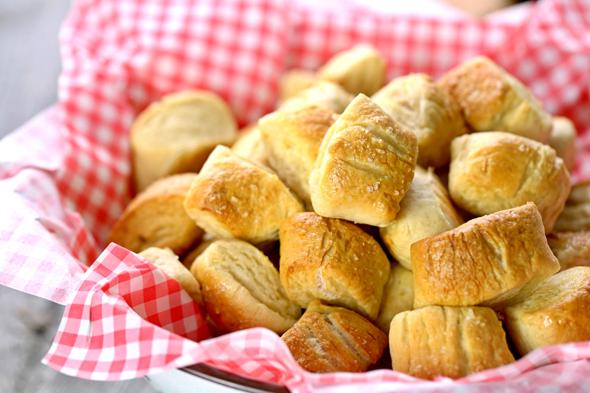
[
  {"xmin": 372, "ymin": 73, "xmax": 467, "ymax": 168},
  {"xmin": 131, "ymin": 90, "xmax": 237, "ymax": 192},
  {"xmin": 389, "ymin": 306, "xmax": 514, "ymax": 379},
  {"xmin": 380, "ymin": 167, "xmax": 463, "ymax": 270},
  {"xmin": 280, "ymin": 81, "xmax": 353, "ymax": 113},
  {"xmin": 505, "ymin": 267, "xmax": 590, "ymax": 355},
  {"xmin": 279, "ymin": 212, "xmax": 390, "ymax": 320},
  {"xmin": 439, "ymin": 56, "xmax": 552, "ymax": 143},
  {"xmin": 449, "ymin": 132, "xmax": 570, "ymax": 233},
  {"xmin": 318, "ymin": 44, "xmax": 386, "ymax": 96},
  {"xmin": 116, "ymin": 51, "xmax": 588, "ymax": 378},
  {"xmin": 376, "ymin": 264, "xmax": 414, "ymax": 333},
  {"xmin": 192, "ymin": 239, "xmax": 301, "ymax": 334},
  {"xmin": 230, "ymin": 124, "xmax": 269, "ymax": 168},
  {"xmin": 183, "ymin": 145, "xmax": 304, "ymax": 244},
  {"xmin": 549, "ymin": 116, "xmax": 577, "ymax": 172},
  {"xmin": 309, "ymin": 94, "xmax": 418, "ymax": 227},
  {"xmin": 139, "ymin": 247, "xmax": 202, "ymax": 303},
  {"xmin": 109, "ymin": 174, "xmax": 203, "ymax": 254},
  {"xmin": 547, "ymin": 231, "xmax": 590, "ymax": 271},
  {"xmin": 282, "ymin": 301, "xmax": 387, "ymax": 373},
  {"xmin": 279, "ymin": 69, "xmax": 318, "ymax": 102},
  {"xmin": 258, "ymin": 105, "xmax": 337, "ymax": 207},
  {"xmin": 554, "ymin": 180, "xmax": 590, "ymax": 232},
  {"xmin": 412, "ymin": 203, "xmax": 560, "ymax": 308},
  {"xmin": 181, "ymin": 235, "xmax": 217, "ymax": 270}
]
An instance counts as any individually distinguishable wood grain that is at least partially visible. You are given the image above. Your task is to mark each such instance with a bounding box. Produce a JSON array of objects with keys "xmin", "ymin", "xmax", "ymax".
[{"xmin": 0, "ymin": 1, "xmax": 156, "ymax": 392}]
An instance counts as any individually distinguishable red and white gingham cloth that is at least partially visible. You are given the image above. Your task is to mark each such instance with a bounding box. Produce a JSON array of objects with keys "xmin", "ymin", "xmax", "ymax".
[
  {"xmin": 0, "ymin": 0, "xmax": 589, "ymax": 390},
  {"xmin": 42, "ymin": 243, "xmax": 590, "ymax": 392}
]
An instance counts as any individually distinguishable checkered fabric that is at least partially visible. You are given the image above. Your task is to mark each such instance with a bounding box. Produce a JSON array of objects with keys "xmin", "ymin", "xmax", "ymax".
[
  {"xmin": 0, "ymin": 108, "xmax": 96, "ymax": 303},
  {"xmin": 0, "ymin": 0, "xmax": 589, "ymax": 389},
  {"xmin": 42, "ymin": 244, "xmax": 590, "ymax": 392},
  {"xmin": 43, "ymin": 244, "xmax": 209, "ymax": 379}
]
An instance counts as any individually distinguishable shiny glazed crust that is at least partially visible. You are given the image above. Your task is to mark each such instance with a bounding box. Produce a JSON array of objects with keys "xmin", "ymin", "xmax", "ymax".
[
  {"xmin": 438, "ymin": 56, "xmax": 552, "ymax": 143},
  {"xmin": 449, "ymin": 131, "xmax": 571, "ymax": 233},
  {"xmin": 183, "ymin": 146, "xmax": 304, "ymax": 244},
  {"xmin": 412, "ymin": 203, "xmax": 560, "ymax": 308},
  {"xmin": 309, "ymin": 94, "xmax": 418, "ymax": 227},
  {"xmin": 389, "ymin": 306, "xmax": 514, "ymax": 379},
  {"xmin": 279, "ymin": 212, "xmax": 390, "ymax": 319},
  {"xmin": 282, "ymin": 301, "xmax": 387, "ymax": 373}
]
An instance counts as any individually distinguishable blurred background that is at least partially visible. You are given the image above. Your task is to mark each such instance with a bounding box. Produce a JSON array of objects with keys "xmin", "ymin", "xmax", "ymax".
[{"xmin": 0, "ymin": 1, "xmax": 154, "ymax": 391}]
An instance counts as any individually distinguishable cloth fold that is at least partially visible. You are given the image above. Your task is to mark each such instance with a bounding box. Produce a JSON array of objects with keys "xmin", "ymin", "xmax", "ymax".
[{"xmin": 0, "ymin": 0, "xmax": 589, "ymax": 389}]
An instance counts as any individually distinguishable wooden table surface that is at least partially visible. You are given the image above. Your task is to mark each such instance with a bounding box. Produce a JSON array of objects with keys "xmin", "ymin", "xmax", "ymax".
[{"xmin": 0, "ymin": 1, "xmax": 156, "ymax": 392}]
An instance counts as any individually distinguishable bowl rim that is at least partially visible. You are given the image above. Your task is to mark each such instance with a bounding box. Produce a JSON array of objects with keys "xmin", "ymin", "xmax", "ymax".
[{"xmin": 180, "ymin": 363, "xmax": 290, "ymax": 393}]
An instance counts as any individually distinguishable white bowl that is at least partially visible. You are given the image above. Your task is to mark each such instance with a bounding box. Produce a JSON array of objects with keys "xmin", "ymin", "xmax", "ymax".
[{"xmin": 147, "ymin": 364, "xmax": 288, "ymax": 393}]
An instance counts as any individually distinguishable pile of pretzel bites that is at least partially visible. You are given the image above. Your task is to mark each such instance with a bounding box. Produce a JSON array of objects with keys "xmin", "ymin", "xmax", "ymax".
[{"xmin": 110, "ymin": 45, "xmax": 590, "ymax": 379}]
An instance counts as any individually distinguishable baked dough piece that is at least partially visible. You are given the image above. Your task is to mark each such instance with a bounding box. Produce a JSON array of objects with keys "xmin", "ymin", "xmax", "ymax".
[
  {"xmin": 376, "ymin": 265, "xmax": 414, "ymax": 333},
  {"xmin": 280, "ymin": 212, "xmax": 390, "ymax": 319},
  {"xmin": 318, "ymin": 45, "xmax": 386, "ymax": 96},
  {"xmin": 181, "ymin": 236, "xmax": 216, "ymax": 269},
  {"xmin": 231, "ymin": 124, "xmax": 269, "ymax": 167},
  {"xmin": 372, "ymin": 74, "xmax": 467, "ymax": 168},
  {"xmin": 192, "ymin": 239, "xmax": 301, "ymax": 333},
  {"xmin": 380, "ymin": 168, "xmax": 463, "ymax": 270},
  {"xmin": 110, "ymin": 174, "xmax": 203, "ymax": 254},
  {"xmin": 438, "ymin": 56, "xmax": 552, "ymax": 143},
  {"xmin": 549, "ymin": 116, "xmax": 577, "ymax": 172},
  {"xmin": 259, "ymin": 105, "xmax": 337, "ymax": 206},
  {"xmin": 554, "ymin": 181, "xmax": 590, "ymax": 232},
  {"xmin": 505, "ymin": 267, "xmax": 590, "ymax": 355},
  {"xmin": 449, "ymin": 132, "xmax": 570, "ymax": 233},
  {"xmin": 139, "ymin": 247, "xmax": 202, "ymax": 303},
  {"xmin": 412, "ymin": 203, "xmax": 560, "ymax": 308},
  {"xmin": 279, "ymin": 69, "xmax": 318, "ymax": 102},
  {"xmin": 280, "ymin": 81, "xmax": 353, "ymax": 113},
  {"xmin": 309, "ymin": 94, "xmax": 418, "ymax": 227},
  {"xmin": 547, "ymin": 232, "xmax": 590, "ymax": 271},
  {"xmin": 184, "ymin": 146, "xmax": 304, "ymax": 244},
  {"xmin": 282, "ymin": 301, "xmax": 387, "ymax": 373},
  {"xmin": 182, "ymin": 234, "xmax": 278, "ymax": 270},
  {"xmin": 131, "ymin": 90, "xmax": 237, "ymax": 191},
  {"xmin": 435, "ymin": 165, "xmax": 450, "ymax": 191},
  {"xmin": 389, "ymin": 306, "xmax": 514, "ymax": 379}
]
